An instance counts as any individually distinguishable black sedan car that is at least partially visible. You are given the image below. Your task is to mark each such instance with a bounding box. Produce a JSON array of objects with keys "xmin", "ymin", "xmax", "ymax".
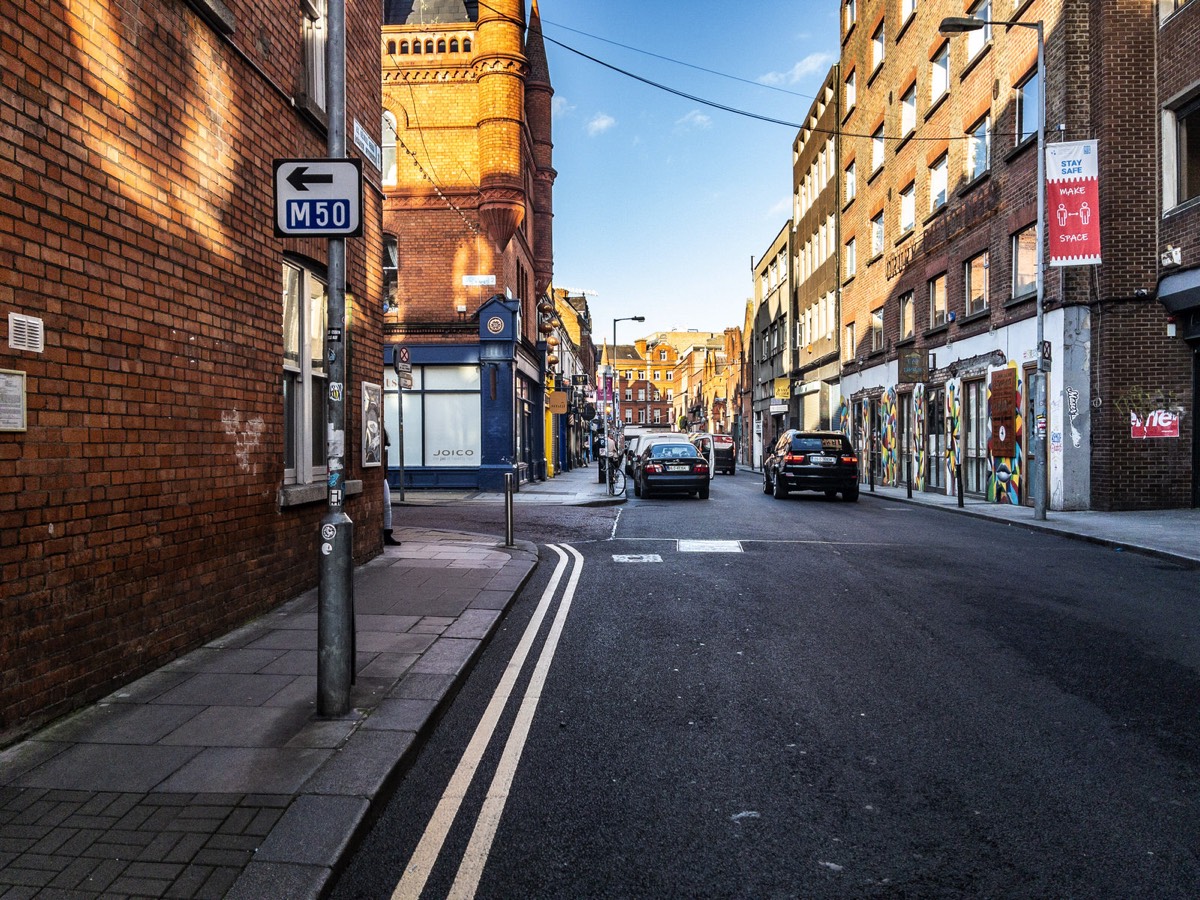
[
  {"xmin": 633, "ymin": 440, "xmax": 710, "ymax": 499},
  {"xmin": 763, "ymin": 430, "xmax": 859, "ymax": 501}
]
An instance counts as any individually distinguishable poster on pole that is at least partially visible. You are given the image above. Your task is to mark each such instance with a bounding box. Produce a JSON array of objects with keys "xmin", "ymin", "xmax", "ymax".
[{"xmin": 1046, "ymin": 140, "xmax": 1102, "ymax": 266}]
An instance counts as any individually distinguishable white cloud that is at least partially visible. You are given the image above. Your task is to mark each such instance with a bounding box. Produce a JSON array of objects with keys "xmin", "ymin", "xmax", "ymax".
[
  {"xmin": 552, "ymin": 96, "xmax": 575, "ymax": 120},
  {"xmin": 675, "ymin": 110, "xmax": 712, "ymax": 130},
  {"xmin": 586, "ymin": 113, "xmax": 616, "ymax": 136},
  {"xmin": 759, "ymin": 52, "xmax": 836, "ymax": 87}
]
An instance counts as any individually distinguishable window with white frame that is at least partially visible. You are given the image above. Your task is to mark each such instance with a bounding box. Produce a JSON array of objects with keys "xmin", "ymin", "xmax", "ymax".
[
  {"xmin": 846, "ymin": 159, "xmax": 857, "ymax": 203},
  {"xmin": 870, "ymin": 307, "xmax": 885, "ymax": 351},
  {"xmin": 966, "ymin": 251, "xmax": 990, "ymax": 315},
  {"xmin": 930, "ymin": 153, "xmax": 948, "ymax": 210},
  {"xmin": 845, "ymin": 0, "xmax": 857, "ymax": 31},
  {"xmin": 302, "ymin": 0, "xmax": 328, "ymax": 112},
  {"xmin": 1015, "ymin": 67, "xmax": 1040, "ymax": 145},
  {"xmin": 899, "ymin": 291, "xmax": 914, "ymax": 339},
  {"xmin": 872, "ymin": 125, "xmax": 885, "ymax": 172},
  {"xmin": 900, "ymin": 182, "xmax": 915, "ymax": 233},
  {"xmin": 844, "ymin": 322, "xmax": 857, "ymax": 360},
  {"xmin": 901, "ymin": 84, "xmax": 917, "ymax": 137},
  {"xmin": 846, "ymin": 237, "xmax": 857, "ymax": 278},
  {"xmin": 659, "ymin": 349, "xmax": 667, "ymax": 360},
  {"xmin": 968, "ymin": 115, "xmax": 991, "ymax": 181},
  {"xmin": 902, "ymin": 0, "xmax": 917, "ymax": 22},
  {"xmin": 871, "ymin": 210, "xmax": 885, "ymax": 256},
  {"xmin": 1165, "ymin": 93, "xmax": 1200, "ymax": 208},
  {"xmin": 929, "ymin": 272, "xmax": 947, "ymax": 327},
  {"xmin": 283, "ymin": 259, "xmax": 328, "ymax": 483},
  {"xmin": 931, "ymin": 43, "xmax": 950, "ymax": 105},
  {"xmin": 872, "ymin": 20, "xmax": 886, "ymax": 71},
  {"xmin": 966, "ymin": 0, "xmax": 991, "ymax": 59},
  {"xmin": 1012, "ymin": 225, "xmax": 1037, "ymax": 297},
  {"xmin": 845, "ymin": 69, "xmax": 857, "ymax": 111}
]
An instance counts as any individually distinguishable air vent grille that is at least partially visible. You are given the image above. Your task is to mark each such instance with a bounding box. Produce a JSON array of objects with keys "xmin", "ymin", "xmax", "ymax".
[{"xmin": 9, "ymin": 314, "xmax": 44, "ymax": 353}]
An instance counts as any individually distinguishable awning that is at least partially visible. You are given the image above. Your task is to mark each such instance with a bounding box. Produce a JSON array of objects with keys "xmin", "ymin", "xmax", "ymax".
[{"xmin": 1158, "ymin": 266, "xmax": 1200, "ymax": 314}]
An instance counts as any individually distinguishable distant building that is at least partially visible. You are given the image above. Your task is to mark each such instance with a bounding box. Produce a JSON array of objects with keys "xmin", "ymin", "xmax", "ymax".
[
  {"xmin": 381, "ymin": 0, "xmax": 555, "ymax": 490},
  {"xmin": 792, "ymin": 67, "xmax": 843, "ymax": 431},
  {"xmin": 751, "ymin": 222, "xmax": 795, "ymax": 450}
]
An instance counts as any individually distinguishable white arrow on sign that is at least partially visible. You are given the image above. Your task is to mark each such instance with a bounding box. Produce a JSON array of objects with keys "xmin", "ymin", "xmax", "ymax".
[{"xmin": 273, "ymin": 158, "xmax": 363, "ymax": 238}]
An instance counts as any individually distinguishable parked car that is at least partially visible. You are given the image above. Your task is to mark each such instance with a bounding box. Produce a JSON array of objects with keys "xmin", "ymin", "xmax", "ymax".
[
  {"xmin": 696, "ymin": 434, "xmax": 729, "ymax": 475},
  {"xmin": 622, "ymin": 433, "xmax": 642, "ymax": 477},
  {"xmin": 687, "ymin": 433, "xmax": 716, "ymax": 480},
  {"xmin": 633, "ymin": 440, "xmax": 710, "ymax": 499},
  {"xmin": 763, "ymin": 430, "xmax": 859, "ymax": 501}
]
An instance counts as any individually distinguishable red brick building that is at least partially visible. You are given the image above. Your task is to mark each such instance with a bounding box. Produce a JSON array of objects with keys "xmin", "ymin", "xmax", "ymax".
[
  {"xmin": 0, "ymin": 0, "xmax": 385, "ymax": 741},
  {"xmin": 838, "ymin": 0, "xmax": 1193, "ymax": 510},
  {"xmin": 1154, "ymin": 0, "xmax": 1200, "ymax": 508},
  {"xmin": 380, "ymin": 0, "xmax": 555, "ymax": 490}
]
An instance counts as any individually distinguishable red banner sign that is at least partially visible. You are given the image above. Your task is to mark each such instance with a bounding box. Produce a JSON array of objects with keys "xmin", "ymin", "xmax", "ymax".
[
  {"xmin": 1047, "ymin": 140, "xmax": 1102, "ymax": 267},
  {"xmin": 1130, "ymin": 410, "xmax": 1180, "ymax": 440}
]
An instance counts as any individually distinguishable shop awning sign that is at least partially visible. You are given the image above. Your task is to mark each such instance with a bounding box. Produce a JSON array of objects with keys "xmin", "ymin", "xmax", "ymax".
[{"xmin": 1046, "ymin": 141, "xmax": 1101, "ymax": 267}]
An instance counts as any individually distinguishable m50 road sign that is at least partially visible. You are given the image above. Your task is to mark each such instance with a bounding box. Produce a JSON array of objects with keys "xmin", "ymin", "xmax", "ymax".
[{"xmin": 273, "ymin": 158, "xmax": 363, "ymax": 238}]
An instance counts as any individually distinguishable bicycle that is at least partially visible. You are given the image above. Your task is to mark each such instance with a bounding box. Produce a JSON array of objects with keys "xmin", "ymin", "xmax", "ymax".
[{"xmin": 606, "ymin": 455, "xmax": 627, "ymax": 496}]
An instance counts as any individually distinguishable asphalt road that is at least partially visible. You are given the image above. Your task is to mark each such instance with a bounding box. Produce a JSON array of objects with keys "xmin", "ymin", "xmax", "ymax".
[{"xmin": 332, "ymin": 471, "xmax": 1200, "ymax": 899}]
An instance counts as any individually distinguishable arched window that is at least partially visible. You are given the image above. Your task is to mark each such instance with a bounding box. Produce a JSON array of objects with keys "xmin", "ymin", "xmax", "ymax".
[
  {"xmin": 381, "ymin": 112, "xmax": 398, "ymax": 186},
  {"xmin": 450, "ymin": 39, "xmax": 459, "ymax": 52},
  {"xmin": 387, "ymin": 40, "xmax": 396, "ymax": 54},
  {"xmin": 462, "ymin": 38, "xmax": 471, "ymax": 52},
  {"xmin": 425, "ymin": 40, "xmax": 434, "ymax": 53},
  {"xmin": 412, "ymin": 41, "xmax": 421, "ymax": 54},
  {"xmin": 437, "ymin": 39, "xmax": 446, "ymax": 53},
  {"xmin": 400, "ymin": 41, "xmax": 409, "ymax": 54}
]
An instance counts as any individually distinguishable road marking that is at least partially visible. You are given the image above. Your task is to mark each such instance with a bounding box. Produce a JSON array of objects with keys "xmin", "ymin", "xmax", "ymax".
[
  {"xmin": 391, "ymin": 545, "xmax": 572, "ymax": 900},
  {"xmin": 448, "ymin": 543, "xmax": 584, "ymax": 898},
  {"xmin": 678, "ymin": 540, "xmax": 743, "ymax": 553},
  {"xmin": 612, "ymin": 554, "xmax": 663, "ymax": 563}
]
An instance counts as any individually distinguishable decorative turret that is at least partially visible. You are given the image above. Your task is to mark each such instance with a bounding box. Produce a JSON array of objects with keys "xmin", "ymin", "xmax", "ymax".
[
  {"xmin": 526, "ymin": 0, "xmax": 556, "ymax": 296},
  {"xmin": 473, "ymin": 0, "xmax": 527, "ymax": 249}
]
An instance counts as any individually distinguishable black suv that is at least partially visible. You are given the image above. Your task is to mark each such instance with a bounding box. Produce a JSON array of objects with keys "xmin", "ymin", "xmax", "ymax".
[{"xmin": 763, "ymin": 430, "xmax": 859, "ymax": 502}]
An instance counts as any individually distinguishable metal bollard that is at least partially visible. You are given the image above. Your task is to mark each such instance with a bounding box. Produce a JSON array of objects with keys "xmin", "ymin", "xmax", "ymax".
[{"xmin": 504, "ymin": 472, "xmax": 514, "ymax": 547}]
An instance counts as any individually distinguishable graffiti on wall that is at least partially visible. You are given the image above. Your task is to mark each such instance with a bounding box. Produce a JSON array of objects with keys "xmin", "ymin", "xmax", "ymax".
[
  {"xmin": 986, "ymin": 363, "xmax": 1024, "ymax": 505},
  {"xmin": 1113, "ymin": 386, "xmax": 1186, "ymax": 440},
  {"xmin": 913, "ymin": 383, "xmax": 927, "ymax": 491}
]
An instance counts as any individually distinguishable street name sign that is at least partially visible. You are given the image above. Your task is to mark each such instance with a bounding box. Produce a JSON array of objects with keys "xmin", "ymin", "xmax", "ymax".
[{"xmin": 273, "ymin": 158, "xmax": 363, "ymax": 237}]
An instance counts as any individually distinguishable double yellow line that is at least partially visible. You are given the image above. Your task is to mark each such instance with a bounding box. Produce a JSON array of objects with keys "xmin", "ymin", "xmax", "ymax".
[{"xmin": 392, "ymin": 543, "xmax": 584, "ymax": 900}]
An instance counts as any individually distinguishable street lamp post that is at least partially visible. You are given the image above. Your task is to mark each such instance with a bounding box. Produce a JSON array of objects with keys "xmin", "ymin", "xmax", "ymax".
[{"xmin": 940, "ymin": 15, "xmax": 1047, "ymax": 521}]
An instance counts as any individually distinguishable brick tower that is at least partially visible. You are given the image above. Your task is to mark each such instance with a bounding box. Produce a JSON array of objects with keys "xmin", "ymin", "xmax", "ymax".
[{"xmin": 381, "ymin": 1, "xmax": 556, "ymax": 489}]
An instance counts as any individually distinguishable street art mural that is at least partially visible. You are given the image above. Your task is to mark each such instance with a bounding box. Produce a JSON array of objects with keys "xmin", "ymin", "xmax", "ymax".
[
  {"xmin": 913, "ymin": 383, "xmax": 926, "ymax": 492},
  {"xmin": 946, "ymin": 378, "xmax": 962, "ymax": 494},
  {"xmin": 881, "ymin": 387, "xmax": 897, "ymax": 485},
  {"xmin": 836, "ymin": 397, "xmax": 852, "ymax": 439},
  {"xmin": 987, "ymin": 362, "xmax": 1024, "ymax": 504}
]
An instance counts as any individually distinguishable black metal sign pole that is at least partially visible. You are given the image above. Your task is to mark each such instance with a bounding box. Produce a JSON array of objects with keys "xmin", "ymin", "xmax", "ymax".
[{"xmin": 317, "ymin": 0, "xmax": 354, "ymax": 717}]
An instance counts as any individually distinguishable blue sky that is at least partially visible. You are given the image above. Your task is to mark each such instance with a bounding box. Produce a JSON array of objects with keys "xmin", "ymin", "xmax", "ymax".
[{"xmin": 540, "ymin": 1, "xmax": 840, "ymax": 342}]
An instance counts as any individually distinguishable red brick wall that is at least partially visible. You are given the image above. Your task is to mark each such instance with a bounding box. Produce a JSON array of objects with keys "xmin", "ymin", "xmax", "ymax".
[{"xmin": 0, "ymin": 0, "xmax": 384, "ymax": 743}]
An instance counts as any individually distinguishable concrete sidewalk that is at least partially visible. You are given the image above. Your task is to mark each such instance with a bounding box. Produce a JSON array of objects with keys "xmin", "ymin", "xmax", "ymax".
[
  {"xmin": 0, "ymin": 530, "xmax": 538, "ymax": 900},
  {"xmin": 858, "ymin": 480, "xmax": 1200, "ymax": 567}
]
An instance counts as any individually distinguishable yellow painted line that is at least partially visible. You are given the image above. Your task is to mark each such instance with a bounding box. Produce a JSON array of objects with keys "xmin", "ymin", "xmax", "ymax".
[
  {"xmin": 448, "ymin": 543, "xmax": 585, "ymax": 899},
  {"xmin": 391, "ymin": 544, "xmax": 571, "ymax": 900}
]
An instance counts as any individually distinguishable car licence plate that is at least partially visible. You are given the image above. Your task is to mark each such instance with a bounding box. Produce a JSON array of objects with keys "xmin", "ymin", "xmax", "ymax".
[
  {"xmin": 810, "ymin": 455, "xmax": 834, "ymax": 464},
  {"xmin": 667, "ymin": 465, "xmax": 689, "ymax": 472}
]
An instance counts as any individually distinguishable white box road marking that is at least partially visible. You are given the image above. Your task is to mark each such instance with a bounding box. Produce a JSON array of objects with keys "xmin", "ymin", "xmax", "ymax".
[
  {"xmin": 678, "ymin": 540, "xmax": 743, "ymax": 553},
  {"xmin": 612, "ymin": 554, "xmax": 663, "ymax": 563}
]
